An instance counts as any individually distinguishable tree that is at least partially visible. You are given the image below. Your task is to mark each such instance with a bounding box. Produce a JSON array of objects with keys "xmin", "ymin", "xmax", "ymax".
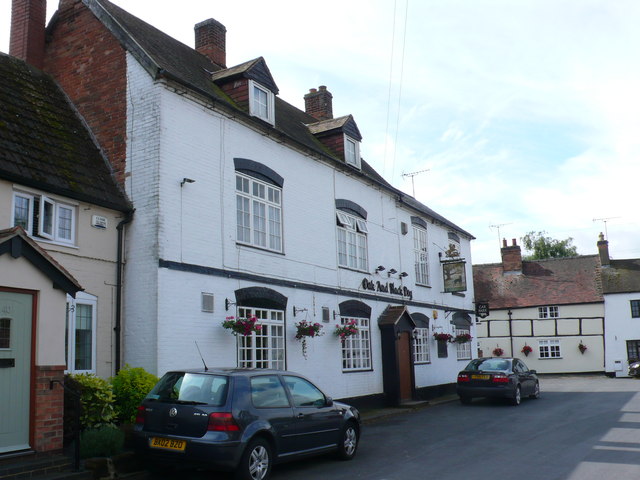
[{"xmin": 521, "ymin": 231, "xmax": 578, "ymax": 260}]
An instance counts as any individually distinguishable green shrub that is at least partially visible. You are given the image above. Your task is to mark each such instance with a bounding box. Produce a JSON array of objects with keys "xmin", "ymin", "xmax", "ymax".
[
  {"xmin": 79, "ymin": 425, "xmax": 124, "ymax": 458},
  {"xmin": 110, "ymin": 364, "xmax": 158, "ymax": 424},
  {"xmin": 70, "ymin": 372, "xmax": 116, "ymax": 429}
]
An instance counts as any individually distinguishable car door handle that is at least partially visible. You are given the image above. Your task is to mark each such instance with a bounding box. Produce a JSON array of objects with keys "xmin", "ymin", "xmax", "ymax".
[{"xmin": 297, "ymin": 413, "xmax": 305, "ymax": 419}]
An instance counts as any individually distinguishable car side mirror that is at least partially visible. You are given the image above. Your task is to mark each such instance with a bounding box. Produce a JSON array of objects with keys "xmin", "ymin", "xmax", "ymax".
[
  {"xmin": 529, "ymin": 370, "xmax": 537, "ymax": 374},
  {"xmin": 325, "ymin": 396, "xmax": 334, "ymax": 407}
]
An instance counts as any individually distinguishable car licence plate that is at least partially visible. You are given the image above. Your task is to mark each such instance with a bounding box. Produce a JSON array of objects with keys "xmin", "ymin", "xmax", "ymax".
[
  {"xmin": 150, "ymin": 437, "xmax": 186, "ymax": 452},
  {"xmin": 471, "ymin": 374, "xmax": 490, "ymax": 380}
]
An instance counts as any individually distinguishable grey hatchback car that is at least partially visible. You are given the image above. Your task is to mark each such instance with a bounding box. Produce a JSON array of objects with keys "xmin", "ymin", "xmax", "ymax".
[{"xmin": 133, "ymin": 368, "xmax": 360, "ymax": 480}]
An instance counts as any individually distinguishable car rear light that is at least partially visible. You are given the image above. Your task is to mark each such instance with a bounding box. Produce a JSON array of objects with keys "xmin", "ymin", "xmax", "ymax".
[
  {"xmin": 492, "ymin": 374, "xmax": 509, "ymax": 383},
  {"xmin": 135, "ymin": 406, "xmax": 145, "ymax": 425},
  {"xmin": 208, "ymin": 412, "xmax": 240, "ymax": 432},
  {"xmin": 457, "ymin": 373, "xmax": 470, "ymax": 383}
]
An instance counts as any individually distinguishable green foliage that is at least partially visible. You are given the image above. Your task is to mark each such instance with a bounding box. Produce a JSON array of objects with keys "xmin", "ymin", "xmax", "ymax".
[
  {"xmin": 521, "ymin": 231, "xmax": 578, "ymax": 260},
  {"xmin": 70, "ymin": 372, "xmax": 116, "ymax": 429},
  {"xmin": 110, "ymin": 364, "xmax": 158, "ymax": 424},
  {"xmin": 79, "ymin": 425, "xmax": 124, "ymax": 459}
]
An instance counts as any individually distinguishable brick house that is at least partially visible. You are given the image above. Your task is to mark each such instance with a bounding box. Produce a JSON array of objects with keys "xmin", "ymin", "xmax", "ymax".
[
  {"xmin": 473, "ymin": 239, "xmax": 605, "ymax": 374},
  {"xmin": 0, "ymin": 51, "xmax": 129, "ymax": 454},
  {"xmin": 9, "ymin": 0, "xmax": 477, "ymax": 412}
]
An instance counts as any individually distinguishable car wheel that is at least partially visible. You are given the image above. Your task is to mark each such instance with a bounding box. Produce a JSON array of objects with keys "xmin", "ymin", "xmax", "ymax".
[
  {"xmin": 236, "ymin": 438, "xmax": 272, "ymax": 480},
  {"xmin": 529, "ymin": 382, "xmax": 540, "ymax": 399},
  {"xmin": 459, "ymin": 396, "xmax": 472, "ymax": 405},
  {"xmin": 336, "ymin": 422, "xmax": 359, "ymax": 460},
  {"xmin": 511, "ymin": 385, "xmax": 521, "ymax": 406}
]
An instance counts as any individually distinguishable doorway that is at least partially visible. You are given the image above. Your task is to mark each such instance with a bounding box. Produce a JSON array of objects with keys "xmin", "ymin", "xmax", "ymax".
[{"xmin": 0, "ymin": 291, "xmax": 33, "ymax": 453}]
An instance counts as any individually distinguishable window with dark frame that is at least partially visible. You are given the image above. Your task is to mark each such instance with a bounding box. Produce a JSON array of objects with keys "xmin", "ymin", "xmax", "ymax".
[
  {"xmin": 631, "ymin": 300, "xmax": 640, "ymax": 318},
  {"xmin": 0, "ymin": 318, "xmax": 10, "ymax": 349},
  {"xmin": 627, "ymin": 340, "xmax": 640, "ymax": 363}
]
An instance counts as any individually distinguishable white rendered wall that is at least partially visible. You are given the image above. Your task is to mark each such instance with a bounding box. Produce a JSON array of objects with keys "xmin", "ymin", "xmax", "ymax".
[
  {"xmin": 605, "ymin": 292, "xmax": 640, "ymax": 377},
  {"xmin": 123, "ymin": 56, "xmax": 476, "ymax": 398}
]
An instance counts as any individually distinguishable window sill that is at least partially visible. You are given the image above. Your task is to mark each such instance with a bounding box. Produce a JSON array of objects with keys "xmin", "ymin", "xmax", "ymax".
[
  {"xmin": 339, "ymin": 265, "xmax": 369, "ymax": 274},
  {"xmin": 341, "ymin": 368, "xmax": 374, "ymax": 374},
  {"xmin": 236, "ymin": 242, "xmax": 285, "ymax": 256},
  {"xmin": 415, "ymin": 283, "xmax": 432, "ymax": 289},
  {"xmin": 538, "ymin": 357, "xmax": 563, "ymax": 360}
]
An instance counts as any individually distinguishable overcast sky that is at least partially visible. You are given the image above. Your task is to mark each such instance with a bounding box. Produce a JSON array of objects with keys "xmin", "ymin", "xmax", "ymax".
[{"xmin": 2, "ymin": 0, "xmax": 639, "ymax": 264}]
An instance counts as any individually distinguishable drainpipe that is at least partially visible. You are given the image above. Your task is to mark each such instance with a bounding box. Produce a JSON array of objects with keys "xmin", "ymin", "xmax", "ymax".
[{"xmin": 115, "ymin": 210, "xmax": 134, "ymax": 374}]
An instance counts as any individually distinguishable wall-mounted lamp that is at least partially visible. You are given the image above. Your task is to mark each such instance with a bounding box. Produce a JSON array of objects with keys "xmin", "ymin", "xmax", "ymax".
[
  {"xmin": 293, "ymin": 307, "xmax": 308, "ymax": 317},
  {"xmin": 374, "ymin": 265, "xmax": 386, "ymax": 274},
  {"xmin": 399, "ymin": 272, "xmax": 408, "ymax": 278},
  {"xmin": 180, "ymin": 178, "xmax": 195, "ymax": 187},
  {"xmin": 224, "ymin": 298, "xmax": 236, "ymax": 311},
  {"xmin": 387, "ymin": 268, "xmax": 398, "ymax": 277}
]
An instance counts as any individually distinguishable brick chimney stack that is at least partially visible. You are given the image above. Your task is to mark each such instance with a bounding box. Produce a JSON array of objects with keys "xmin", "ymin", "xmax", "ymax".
[
  {"xmin": 304, "ymin": 86, "xmax": 333, "ymax": 121},
  {"xmin": 10, "ymin": 0, "xmax": 46, "ymax": 69},
  {"xmin": 597, "ymin": 232, "xmax": 610, "ymax": 267},
  {"xmin": 501, "ymin": 238, "xmax": 522, "ymax": 273},
  {"xmin": 195, "ymin": 18, "xmax": 226, "ymax": 69}
]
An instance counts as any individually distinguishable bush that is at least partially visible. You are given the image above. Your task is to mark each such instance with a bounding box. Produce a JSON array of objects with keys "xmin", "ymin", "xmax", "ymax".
[
  {"xmin": 79, "ymin": 425, "xmax": 124, "ymax": 458},
  {"xmin": 110, "ymin": 365, "xmax": 158, "ymax": 424},
  {"xmin": 70, "ymin": 372, "xmax": 116, "ymax": 429}
]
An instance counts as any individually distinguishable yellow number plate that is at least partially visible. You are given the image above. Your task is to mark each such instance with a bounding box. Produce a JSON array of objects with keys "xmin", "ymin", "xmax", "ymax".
[
  {"xmin": 471, "ymin": 374, "xmax": 490, "ymax": 380},
  {"xmin": 150, "ymin": 437, "xmax": 186, "ymax": 451}
]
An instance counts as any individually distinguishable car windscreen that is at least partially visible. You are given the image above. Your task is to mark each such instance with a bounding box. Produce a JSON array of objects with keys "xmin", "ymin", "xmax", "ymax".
[
  {"xmin": 464, "ymin": 358, "xmax": 511, "ymax": 371},
  {"xmin": 145, "ymin": 372, "xmax": 229, "ymax": 406}
]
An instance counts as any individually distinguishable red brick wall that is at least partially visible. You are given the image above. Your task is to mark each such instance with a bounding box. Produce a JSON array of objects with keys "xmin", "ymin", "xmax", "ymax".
[
  {"xmin": 33, "ymin": 365, "xmax": 65, "ymax": 452},
  {"xmin": 220, "ymin": 79, "xmax": 249, "ymax": 111},
  {"xmin": 43, "ymin": 0, "xmax": 128, "ymax": 186},
  {"xmin": 319, "ymin": 132, "xmax": 345, "ymax": 160}
]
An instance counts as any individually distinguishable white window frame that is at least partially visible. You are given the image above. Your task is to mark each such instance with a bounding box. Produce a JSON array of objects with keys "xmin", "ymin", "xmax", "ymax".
[
  {"xmin": 12, "ymin": 191, "xmax": 76, "ymax": 245},
  {"xmin": 413, "ymin": 225, "xmax": 430, "ymax": 286},
  {"xmin": 236, "ymin": 173, "xmax": 283, "ymax": 253},
  {"xmin": 455, "ymin": 327, "xmax": 472, "ymax": 360},
  {"xmin": 65, "ymin": 292, "xmax": 97, "ymax": 374},
  {"xmin": 539, "ymin": 339, "xmax": 561, "ymax": 359},
  {"xmin": 340, "ymin": 316, "xmax": 371, "ymax": 372},
  {"xmin": 344, "ymin": 136, "xmax": 360, "ymax": 168},
  {"xmin": 237, "ymin": 307, "xmax": 285, "ymax": 370},
  {"xmin": 413, "ymin": 328, "xmax": 431, "ymax": 364},
  {"xmin": 12, "ymin": 192, "xmax": 34, "ymax": 234},
  {"xmin": 538, "ymin": 306, "xmax": 559, "ymax": 319},
  {"xmin": 249, "ymin": 80, "xmax": 275, "ymax": 125},
  {"xmin": 336, "ymin": 211, "xmax": 368, "ymax": 271}
]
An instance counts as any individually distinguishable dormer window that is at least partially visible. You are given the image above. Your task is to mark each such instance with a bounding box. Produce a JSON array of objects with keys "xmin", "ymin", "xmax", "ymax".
[
  {"xmin": 249, "ymin": 80, "xmax": 275, "ymax": 125},
  {"xmin": 344, "ymin": 136, "xmax": 360, "ymax": 168}
]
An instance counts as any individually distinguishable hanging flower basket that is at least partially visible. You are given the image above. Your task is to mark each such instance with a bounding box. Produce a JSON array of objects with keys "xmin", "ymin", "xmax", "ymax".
[
  {"xmin": 521, "ymin": 345, "xmax": 533, "ymax": 356},
  {"xmin": 578, "ymin": 342, "xmax": 588, "ymax": 354},
  {"xmin": 222, "ymin": 316, "xmax": 262, "ymax": 336},
  {"xmin": 493, "ymin": 347, "xmax": 504, "ymax": 357},
  {"xmin": 334, "ymin": 320, "xmax": 358, "ymax": 342},
  {"xmin": 295, "ymin": 320, "xmax": 324, "ymax": 359},
  {"xmin": 433, "ymin": 332, "xmax": 453, "ymax": 342},
  {"xmin": 453, "ymin": 333, "xmax": 472, "ymax": 343}
]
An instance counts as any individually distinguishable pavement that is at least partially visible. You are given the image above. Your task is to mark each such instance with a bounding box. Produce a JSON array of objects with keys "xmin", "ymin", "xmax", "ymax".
[{"xmin": 359, "ymin": 393, "xmax": 459, "ymax": 424}]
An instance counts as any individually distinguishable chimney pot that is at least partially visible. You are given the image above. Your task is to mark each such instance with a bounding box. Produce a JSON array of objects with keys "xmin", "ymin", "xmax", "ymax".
[
  {"xmin": 597, "ymin": 232, "xmax": 610, "ymax": 267},
  {"xmin": 195, "ymin": 18, "xmax": 226, "ymax": 69},
  {"xmin": 304, "ymin": 85, "xmax": 333, "ymax": 121},
  {"xmin": 10, "ymin": 0, "xmax": 46, "ymax": 69},
  {"xmin": 501, "ymin": 239, "xmax": 522, "ymax": 273}
]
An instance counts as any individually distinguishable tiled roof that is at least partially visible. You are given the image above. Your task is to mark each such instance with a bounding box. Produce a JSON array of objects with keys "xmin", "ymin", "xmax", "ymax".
[
  {"xmin": 0, "ymin": 226, "xmax": 83, "ymax": 295},
  {"xmin": 473, "ymin": 255, "xmax": 603, "ymax": 309},
  {"xmin": 602, "ymin": 259, "xmax": 640, "ymax": 294},
  {"xmin": 80, "ymin": 0, "xmax": 472, "ymax": 238},
  {"xmin": 0, "ymin": 53, "xmax": 130, "ymax": 212}
]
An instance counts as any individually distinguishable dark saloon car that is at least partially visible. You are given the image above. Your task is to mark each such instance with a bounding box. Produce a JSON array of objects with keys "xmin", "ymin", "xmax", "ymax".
[
  {"xmin": 133, "ymin": 368, "xmax": 360, "ymax": 480},
  {"xmin": 456, "ymin": 357, "xmax": 540, "ymax": 406}
]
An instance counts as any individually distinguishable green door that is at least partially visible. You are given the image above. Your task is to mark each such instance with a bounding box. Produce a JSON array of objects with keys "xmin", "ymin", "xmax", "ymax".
[{"xmin": 0, "ymin": 291, "xmax": 32, "ymax": 453}]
